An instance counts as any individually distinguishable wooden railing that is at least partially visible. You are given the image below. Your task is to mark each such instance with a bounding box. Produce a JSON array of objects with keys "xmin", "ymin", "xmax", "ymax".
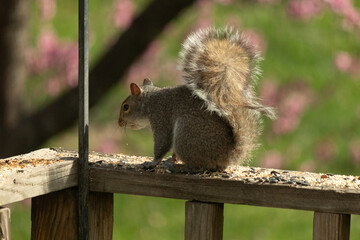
[{"xmin": 0, "ymin": 148, "xmax": 359, "ymax": 239}]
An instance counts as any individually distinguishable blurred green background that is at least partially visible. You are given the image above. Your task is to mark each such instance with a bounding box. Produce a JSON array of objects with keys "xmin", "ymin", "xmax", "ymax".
[{"xmin": 9, "ymin": 0, "xmax": 360, "ymax": 239}]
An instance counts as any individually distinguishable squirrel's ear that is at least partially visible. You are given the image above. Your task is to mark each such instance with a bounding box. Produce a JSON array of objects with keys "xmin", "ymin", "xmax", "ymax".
[
  {"xmin": 143, "ymin": 78, "xmax": 153, "ymax": 86},
  {"xmin": 130, "ymin": 83, "xmax": 141, "ymax": 97}
]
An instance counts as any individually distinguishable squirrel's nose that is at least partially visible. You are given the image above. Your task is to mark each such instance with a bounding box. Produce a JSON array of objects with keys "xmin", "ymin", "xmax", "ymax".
[{"xmin": 118, "ymin": 118, "xmax": 125, "ymax": 127}]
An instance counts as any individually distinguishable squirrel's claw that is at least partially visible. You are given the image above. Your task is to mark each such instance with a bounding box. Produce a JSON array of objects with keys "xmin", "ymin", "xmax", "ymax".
[{"xmin": 140, "ymin": 160, "xmax": 160, "ymax": 170}]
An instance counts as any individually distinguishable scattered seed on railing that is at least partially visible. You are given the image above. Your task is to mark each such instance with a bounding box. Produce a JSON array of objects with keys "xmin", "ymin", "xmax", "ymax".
[
  {"xmin": 6, "ymin": 149, "xmax": 357, "ymax": 191},
  {"xmin": 269, "ymin": 177, "xmax": 278, "ymax": 183}
]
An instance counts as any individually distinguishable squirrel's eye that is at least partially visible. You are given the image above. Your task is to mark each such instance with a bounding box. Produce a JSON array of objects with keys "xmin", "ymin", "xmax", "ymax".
[{"xmin": 123, "ymin": 104, "xmax": 130, "ymax": 112}]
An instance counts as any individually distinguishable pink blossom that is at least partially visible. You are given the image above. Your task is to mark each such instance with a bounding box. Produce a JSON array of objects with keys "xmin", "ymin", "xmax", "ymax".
[
  {"xmin": 334, "ymin": 51, "xmax": 353, "ymax": 72},
  {"xmin": 193, "ymin": 0, "xmax": 213, "ymax": 30},
  {"xmin": 126, "ymin": 57, "xmax": 160, "ymax": 85},
  {"xmin": 314, "ymin": 140, "xmax": 337, "ymax": 162},
  {"xmin": 97, "ymin": 139, "xmax": 118, "ymax": 153},
  {"xmin": 334, "ymin": 51, "xmax": 360, "ymax": 77},
  {"xmin": 64, "ymin": 45, "xmax": 79, "ymax": 87},
  {"xmin": 22, "ymin": 199, "xmax": 32, "ymax": 207},
  {"xmin": 282, "ymin": 92, "xmax": 308, "ymax": 117},
  {"xmin": 326, "ymin": 0, "xmax": 353, "ymax": 14},
  {"xmin": 143, "ymin": 41, "xmax": 161, "ymax": 59},
  {"xmin": 225, "ymin": 16, "xmax": 241, "ymax": 30},
  {"xmin": 273, "ymin": 91, "xmax": 310, "ymax": 134},
  {"xmin": 260, "ymin": 151, "xmax": 283, "ymax": 169},
  {"xmin": 193, "ymin": 18, "xmax": 213, "ymax": 31},
  {"xmin": 214, "ymin": 0, "xmax": 234, "ymax": 5},
  {"xmin": 343, "ymin": 6, "xmax": 360, "ymax": 25},
  {"xmin": 260, "ymin": 79, "xmax": 280, "ymax": 107},
  {"xmin": 349, "ymin": 139, "xmax": 360, "ymax": 164},
  {"xmin": 37, "ymin": 0, "xmax": 56, "ymax": 21},
  {"xmin": 38, "ymin": 30, "xmax": 62, "ymax": 71},
  {"xmin": 113, "ymin": 0, "xmax": 135, "ymax": 29},
  {"xmin": 26, "ymin": 49, "xmax": 42, "ymax": 75},
  {"xmin": 300, "ymin": 161, "xmax": 316, "ymax": 172},
  {"xmin": 325, "ymin": 0, "xmax": 360, "ymax": 31},
  {"xmin": 26, "ymin": 29, "xmax": 79, "ymax": 96},
  {"xmin": 125, "ymin": 41, "xmax": 162, "ymax": 84},
  {"xmin": 287, "ymin": 0, "xmax": 323, "ymax": 20},
  {"xmin": 348, "ymin": 58, "xmax": 360, "ymax": 77},
  {"xmin": 162, "ymin": 62, "xmax": 182, "ymax": 84},
  {"xmin": 264, "ymin": 81, "xmax": 313, "ymax": 135},
  {"xmin": 46, "ymin": 77, "xmax": 63, "ymax": 96},
  {"xmin": 243, "ymin": 29, "xmax": 267, "ymax": 53},
  {"xmin": 196, "ymin": 0, "xmax": 210, "ymax": 8},
  {"xmin": 273, "ymin": 116, "xmax": 300, "ymax": 134}
]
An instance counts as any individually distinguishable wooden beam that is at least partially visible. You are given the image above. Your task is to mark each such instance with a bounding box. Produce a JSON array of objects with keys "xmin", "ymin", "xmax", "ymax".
[
  {"xmin": 90, "ymin": 167, "xmax": 360, "ymax": 215},
  {"xmin": 1, "ymin": 149, "xmax": 360, "ymax": 215},
  {"xmin": 31, "ymin": 188, "xmax": 113, "ymax": 240},
  {"xmin": 0, "ymin": 207, "xmax": 10, "ymax": 240},
  {"xmin": 313, "ymin": 212, "xmax": 351, "ymax": 240},
  {"xmin": 185, "ymin": 201, "xmax": 224, "ymax": 240}
]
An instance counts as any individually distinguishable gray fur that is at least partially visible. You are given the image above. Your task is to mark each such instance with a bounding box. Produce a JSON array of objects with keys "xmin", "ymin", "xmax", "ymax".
[{"xmin": 119, "ymin": 27, "xmax": 276, "ymax": 171}]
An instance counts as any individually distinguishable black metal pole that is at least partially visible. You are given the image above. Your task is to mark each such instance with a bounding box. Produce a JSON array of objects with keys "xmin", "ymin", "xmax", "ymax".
[{"xmin": 78, "ymin": 0, "xmax": 89, "ymax": 238}]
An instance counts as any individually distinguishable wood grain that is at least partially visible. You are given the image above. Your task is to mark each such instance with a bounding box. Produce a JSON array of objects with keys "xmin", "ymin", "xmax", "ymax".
[
  {"xmin": 89, "ymin": 192, "xmax": 113, "ymax": 240},
  {"xmin": 90, "ymin": 167, "xmax": 360, "ymax": 215},
  {"xmin": 1, "ymin": 149, "xmax": 360, "ymax": 215},
  {"xmin": 0, "ymin": 149, "xmax": 77, "ymax": 206},
  {"xmin": 31, "ymin": 188, "xmax": 114, "ymax": 240},
  {"xmin": 313, "ymin": 212, "xmax": 350, "ymax": 240},
  {"xmin": 0, "ymin": 207, "xmax": 10, "ymax": 240},
  {"xmin": 0, "ymin": 161, "xmax": 77, "ymax": 206},
  {"xmin": 185, "ymin": 201, "xmax": 224, "ymax": 240},
  {"xmin": 31, "ymin": 188, "xmax": 78, "ymax": 240}
]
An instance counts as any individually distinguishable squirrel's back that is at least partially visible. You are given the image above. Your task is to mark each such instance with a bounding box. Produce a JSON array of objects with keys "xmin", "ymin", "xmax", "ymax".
[{"xmin": 179, "ymin": 27, "xmax": 275, "ymax": 163}]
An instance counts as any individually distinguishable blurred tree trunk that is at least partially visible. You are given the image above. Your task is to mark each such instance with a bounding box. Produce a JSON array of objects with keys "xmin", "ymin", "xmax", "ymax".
[
  {"xmin": 0, "ymin": 0, "xmax": 196, "ymax": 158},
  {"xmin": 0, "ymin": 0, "xmax": 29, "ymax": 133}
]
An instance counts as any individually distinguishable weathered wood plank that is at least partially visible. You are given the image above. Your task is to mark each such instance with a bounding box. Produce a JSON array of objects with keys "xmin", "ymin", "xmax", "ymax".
[
  {"xmin": 0, "ymin": 149, "xmax": 77, "ymax": 206},
  {"xmin": 185, "ymin": 201, "xmax": 224, "ymax": 240},
  {"xmin": 0, "ymin": 207, "xmax": 10, "ymax": 240},
  {"xmin": 1, "ymin": 149, "xmax": 360, "ymax": 215},
  {"xmin": 89, "ymin": 192, "xmax": 113, "ymax": 240},
  {"xmin": 313, "ymin": 212, "xmax": 350, "ymax": 240},
  {"xmin": 90, "ymin": 167, "xmax": 360, "ymax": 215},
  {"xmin": 31, "ymin": 188, "xmax": 78, "ymax": 240},
  {"xmin": 0, "ymin": 161, "xmax": 77, "ymax": 206},
  {"xmin": 31, "ymin": 188, "xmax": 114, "ymax": 240}
]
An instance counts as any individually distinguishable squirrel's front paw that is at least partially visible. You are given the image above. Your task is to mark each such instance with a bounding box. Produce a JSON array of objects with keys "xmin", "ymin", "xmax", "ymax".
[{"xmin": 140, "ymin": 161, "xmax": 159, "ymax": 170}]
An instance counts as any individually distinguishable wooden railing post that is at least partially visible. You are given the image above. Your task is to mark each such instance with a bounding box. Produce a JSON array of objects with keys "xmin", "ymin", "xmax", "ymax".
[
  {"xmin": 0, "ymin": 207, "xmax": 10, "ymax": 240},
  {"xmin": 31, "ymin": 188, "xmax": 113, "ymax": 240},
  {"xmin": 89, "ymin": 192, "xmax": 113, "ymax": 240},
  {"xmin": 185, "ymin": 201, "xmax": 224, "ymax": 240},
  {"xmin": 31, "ymin": 188, "xmax": 78, "ymax": 240},
  {"xmin": 313, "ymin": 212, "xmax": 351, "ymax": 240}
]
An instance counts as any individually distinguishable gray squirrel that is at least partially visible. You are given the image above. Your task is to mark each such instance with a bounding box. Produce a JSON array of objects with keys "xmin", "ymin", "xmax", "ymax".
[{"xmin": 118, "ymin": 27, "xmax": 276, "ymax": 171}]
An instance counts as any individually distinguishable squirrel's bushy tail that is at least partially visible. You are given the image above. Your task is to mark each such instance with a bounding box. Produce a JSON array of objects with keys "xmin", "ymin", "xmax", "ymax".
[{"xmin": 179, "ymin": 27, "xmax": 276, "ymax": 162}]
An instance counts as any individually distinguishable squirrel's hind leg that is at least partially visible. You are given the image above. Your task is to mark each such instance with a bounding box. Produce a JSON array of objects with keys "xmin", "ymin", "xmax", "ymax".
[{"xmin": 173, "ymin": 116, "xmax": 234, "ymax": 171}]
